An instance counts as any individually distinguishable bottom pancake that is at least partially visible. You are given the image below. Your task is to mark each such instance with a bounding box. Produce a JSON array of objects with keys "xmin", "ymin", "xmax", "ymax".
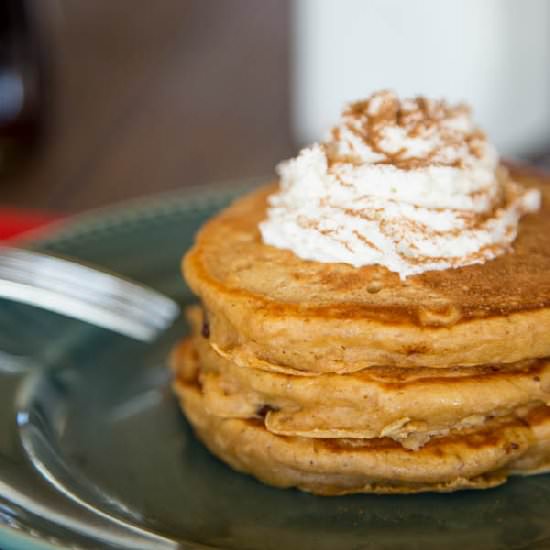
[
  {"xmin": 177, "ymin": 306, "xmax": 550, "ymax": 450},
  {"xmin": 171, "ymin": 344, "xmax": 550, "ymax": 495}
]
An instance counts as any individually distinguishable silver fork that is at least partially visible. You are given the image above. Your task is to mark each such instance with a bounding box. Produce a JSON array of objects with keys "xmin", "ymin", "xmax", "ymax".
[{"xmin": 0, "ymin": 246, "xmax": 180, "ymax": 341}]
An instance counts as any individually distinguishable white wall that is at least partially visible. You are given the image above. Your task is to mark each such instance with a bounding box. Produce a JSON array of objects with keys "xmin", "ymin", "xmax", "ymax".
[{"xmin": 292, "ymin": 0, "xmax": 550, "ymax": 155}]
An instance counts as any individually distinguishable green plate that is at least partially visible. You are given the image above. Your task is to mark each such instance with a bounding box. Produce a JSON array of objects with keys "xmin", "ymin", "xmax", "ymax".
[{"xmin": 1, "ymin": 178, "xmax": 549, "ymax": 550}]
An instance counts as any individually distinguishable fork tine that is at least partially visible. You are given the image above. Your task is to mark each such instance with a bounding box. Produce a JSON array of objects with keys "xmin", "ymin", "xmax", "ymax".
[
  {"xmin": 0, "ymin": 248, "xmax": 176, "ymax": 315},
  {"xmin": 0, "ymin": 246, "xmax": 180, "ymax": 341}
]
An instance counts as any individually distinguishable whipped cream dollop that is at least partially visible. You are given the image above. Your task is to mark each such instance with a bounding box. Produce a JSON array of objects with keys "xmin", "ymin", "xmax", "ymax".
[{"xmin": 260, "ymin": 90, "xmax": 541, "ymax": 278}]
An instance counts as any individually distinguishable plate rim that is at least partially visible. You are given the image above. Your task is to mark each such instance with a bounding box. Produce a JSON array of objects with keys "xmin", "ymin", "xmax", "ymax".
[{"xmin": 20, "ymin": 175, "xmax": 266, "ymax": 248}]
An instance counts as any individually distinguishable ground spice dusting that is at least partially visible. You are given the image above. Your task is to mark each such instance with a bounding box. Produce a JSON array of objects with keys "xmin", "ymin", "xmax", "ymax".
[{"xmin": 326, "ymin": 90, "xmax": 486, "ymax": 171}]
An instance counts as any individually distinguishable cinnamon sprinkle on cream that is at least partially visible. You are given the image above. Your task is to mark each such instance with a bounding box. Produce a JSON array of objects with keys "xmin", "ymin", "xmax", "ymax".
[{"xmin": 260, "ymin": 90, "xmax": 541, "ymax": 278}]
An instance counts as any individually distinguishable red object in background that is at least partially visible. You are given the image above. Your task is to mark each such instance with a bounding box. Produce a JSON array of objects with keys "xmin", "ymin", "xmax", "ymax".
[{"xmin": 0, "ymin": 208, "xmax": 60, "ymax": 240}]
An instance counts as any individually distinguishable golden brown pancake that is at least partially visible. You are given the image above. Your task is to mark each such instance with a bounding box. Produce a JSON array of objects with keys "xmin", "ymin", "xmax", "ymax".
[
  {"xmin": 175, "ymin": 165, "xmax": 550, "ymax": 494},
  {"xmin": 183, "ymin": 169, "xmax": 550, "ymax": 372},
  {"xmin": 172, "ymin": 348, "xmax": 550, "ymax": 495},
  {"xmin": 176, "ymin": 306, "xmax": 550, "ymax": 449}
]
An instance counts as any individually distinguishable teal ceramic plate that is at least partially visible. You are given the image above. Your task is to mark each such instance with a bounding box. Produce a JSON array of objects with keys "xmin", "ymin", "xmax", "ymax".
[{"xmin": 1, "ymin": 178, "xmax": 549, "ymax": 550}]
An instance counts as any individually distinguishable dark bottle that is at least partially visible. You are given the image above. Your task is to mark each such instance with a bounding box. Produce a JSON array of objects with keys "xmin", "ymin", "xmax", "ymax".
[{"xmin": 0, "ymin": 0, "xmax": 46, "ymax": 174}]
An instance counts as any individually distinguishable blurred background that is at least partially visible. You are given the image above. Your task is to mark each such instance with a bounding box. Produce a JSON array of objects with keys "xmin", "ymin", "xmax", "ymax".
[{"xmin": 0, "ymin": 0, "xmax": 549, "ymax": 218}]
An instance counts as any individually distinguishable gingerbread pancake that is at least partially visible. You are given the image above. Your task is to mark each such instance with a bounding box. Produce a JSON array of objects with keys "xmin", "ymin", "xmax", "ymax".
[
  {"xmin": 174, "ymin": 306, "xmax": 550, "ymax": 450},
  {"xmin": 172, "ymin": 346, "xmax": 550, "ymax": 495},
  {"xmin": 183, "ymin": 169, "xmax": 550, "ymax": 372}
]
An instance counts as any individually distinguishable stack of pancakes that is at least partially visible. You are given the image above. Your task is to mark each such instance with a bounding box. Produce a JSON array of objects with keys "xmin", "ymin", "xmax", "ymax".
[{"xmin": 172, "ymin": 169, "xmax": 550, "ymax": 494}]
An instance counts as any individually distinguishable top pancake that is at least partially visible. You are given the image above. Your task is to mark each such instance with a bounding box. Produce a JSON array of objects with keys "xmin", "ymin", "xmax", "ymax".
[{"xmin": 184, "ymin": 168, "xmax": 550, "ymax": 371}]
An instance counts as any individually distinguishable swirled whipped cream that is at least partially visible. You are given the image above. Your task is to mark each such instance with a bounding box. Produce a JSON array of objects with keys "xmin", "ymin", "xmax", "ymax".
[{"xmin": 260, "ymin": 90, "xmax": 541, "ymax": 278}]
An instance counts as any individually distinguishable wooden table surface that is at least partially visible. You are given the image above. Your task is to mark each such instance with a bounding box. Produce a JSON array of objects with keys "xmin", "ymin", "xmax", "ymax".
[{"xmin": 1, "ymin": 0, "xmax": 293, "ymax": 211}]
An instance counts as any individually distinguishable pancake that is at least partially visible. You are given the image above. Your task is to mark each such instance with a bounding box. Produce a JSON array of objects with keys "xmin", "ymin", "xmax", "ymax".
[
  {"xmin": 172, "ymin": 353, "xmax": 550, "ymax": 495},
  {"xmin": 176, "ymin": 306, "xmax": 550, "ymax": 449},
  {"xmin": 183, "ymin": 169, "xmax": 550, "ymax": 372}
]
